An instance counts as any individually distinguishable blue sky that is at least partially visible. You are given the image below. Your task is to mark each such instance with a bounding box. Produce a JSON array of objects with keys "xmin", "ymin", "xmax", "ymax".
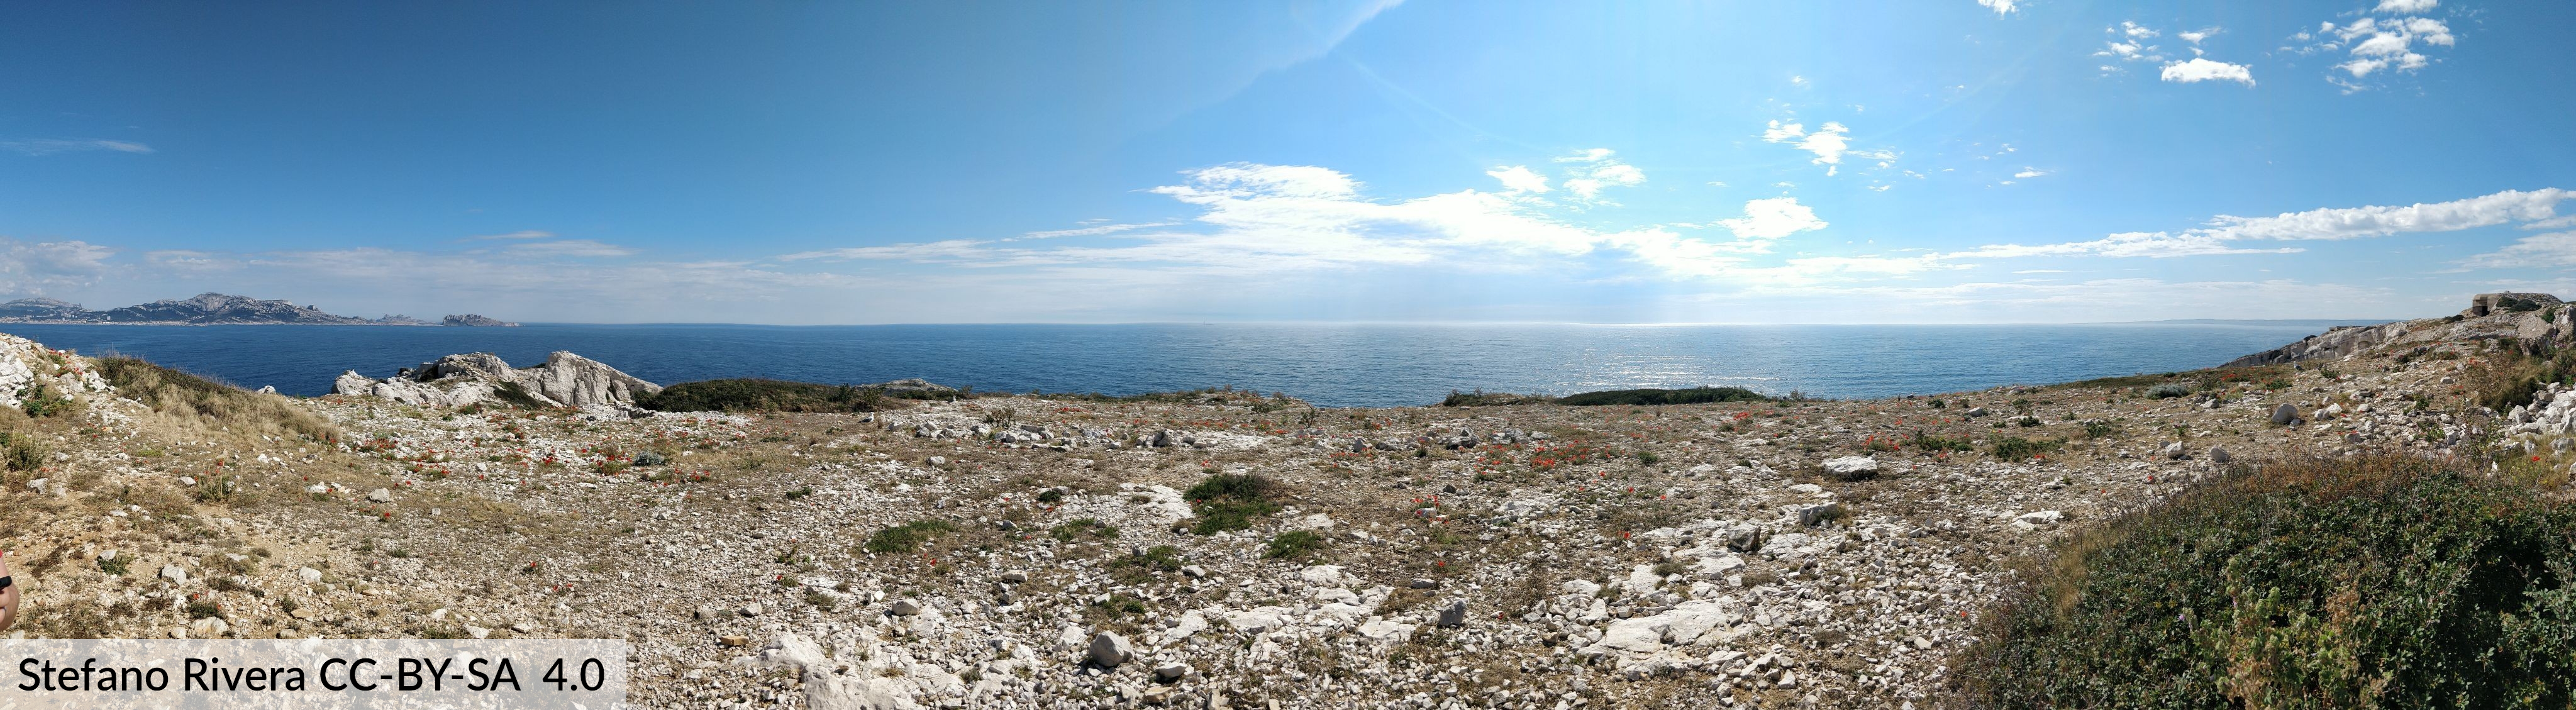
[{"xmin": 3, "ymin": 0, "xmax": 2572, "ymax": 324}]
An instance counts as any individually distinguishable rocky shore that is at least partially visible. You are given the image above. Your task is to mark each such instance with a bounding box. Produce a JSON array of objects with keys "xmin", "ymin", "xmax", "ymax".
[{"xmin": 0, "ymin": 294, "xmax": 2559, "ymax": 709}]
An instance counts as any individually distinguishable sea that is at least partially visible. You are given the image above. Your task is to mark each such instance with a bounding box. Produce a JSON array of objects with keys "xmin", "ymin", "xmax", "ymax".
[{"xmin": 0, "ymin": 321, "xmax": 2371, "ymax": 408}]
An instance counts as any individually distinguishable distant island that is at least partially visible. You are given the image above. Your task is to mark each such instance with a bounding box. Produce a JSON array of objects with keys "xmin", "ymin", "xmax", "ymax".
[
  {"xmin": 441, "ymin": 313, "xmax": 519, "ymax": 327},
  {"xmin": 0, "ymin": 293, "xmax": 514, "ymax": 326}
]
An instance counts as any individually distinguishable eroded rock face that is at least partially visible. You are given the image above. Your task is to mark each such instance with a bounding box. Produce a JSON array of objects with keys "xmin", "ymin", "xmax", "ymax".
[{"xmin": 331, "ymin": 351, "xmax": 660, "ymax": 409}]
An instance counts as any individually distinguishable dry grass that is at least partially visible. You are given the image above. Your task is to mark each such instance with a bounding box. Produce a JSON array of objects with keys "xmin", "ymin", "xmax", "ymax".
[{"xmin": 98, "ymin": 356, "xmax": 341, "ymax": 443}]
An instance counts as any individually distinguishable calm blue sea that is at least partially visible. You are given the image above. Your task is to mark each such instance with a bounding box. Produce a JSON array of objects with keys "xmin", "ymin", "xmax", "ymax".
[{"xmin": 0, "ymin": 322, "xmax": 2365, "ymax": 408}]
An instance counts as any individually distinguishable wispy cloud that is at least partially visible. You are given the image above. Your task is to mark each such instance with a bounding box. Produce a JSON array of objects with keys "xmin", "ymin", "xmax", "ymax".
[
  {"xmin": 2, "ymin": 139, "xmax": 153, "ymax": 156},
  {"xmin": 1018, "ymin": 223, "xmax": 1177, "ymax": 240},
  {"xmin": 501, "ymin": 240, "xmax": 637, "ymax": 258},
  {"xmin": 466, "ymin": 230, "xmax": 557, "ymax": 241}
]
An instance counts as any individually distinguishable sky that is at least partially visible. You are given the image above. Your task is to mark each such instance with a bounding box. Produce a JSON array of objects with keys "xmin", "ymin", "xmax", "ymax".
[{"xmin": 2, "ymin": 0, "xmax": 2573, "ymax": 324}]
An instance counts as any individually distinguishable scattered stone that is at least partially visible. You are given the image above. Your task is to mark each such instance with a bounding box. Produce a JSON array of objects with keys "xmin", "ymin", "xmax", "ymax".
[
  {"xmin": 1436, "ymin": 599, "xmax": 1468, "ymax": 628},
  {"xmin": 1089, "ymin": 631, "xmax": 1134, "ymax": 668}
]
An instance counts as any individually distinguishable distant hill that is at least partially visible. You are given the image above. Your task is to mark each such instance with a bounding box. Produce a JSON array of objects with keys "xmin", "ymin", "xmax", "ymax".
[
  {"xmin": 0, "ymin": 293, "xmax": 435, "ymax": 325},
  {"xmin": 442, "ymin": 314, "xmax": 520, "ymax": 327}
]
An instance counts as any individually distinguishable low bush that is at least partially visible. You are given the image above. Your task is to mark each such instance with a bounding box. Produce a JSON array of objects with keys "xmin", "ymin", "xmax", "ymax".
[
  {"xmin": 2144, "ymin": 382, "xmax": 2194, "ymax": 399},
  {"xmin": 1959, "ymin": 456, "xmax": 2576, "ymax": 708},
  {"xmin": 1184, "ymin": 474, "xmax": 1281, "ymax": 535},
  {"xmin": 638, "ymin": 379, "xmax": 907, "ymax": 413},
  {"xmin": 98, "ymin": 357, "xmax": 340, "ymax": 441},
  {"xmin": 1, "ymin": 431, "xmax": 48, "ymax": 473},
  {"xmin": 1989, "ymin": 436, "xmax": 2061, "ymax": 460},
  {"xmin": 1909, "ymin": 430, "xmax": 1975, "ymax": 453},
  {"xmin": 1555, "ymin": 387, "xmax": 1769, "ymax": 406},
  {"xmin": 1264, "ymin": 530, "xmax": 1327, "ymax": 560},
  {"xmin": 863, "ymin": 519, "xmax": 956, "ymax": 554},
  {"xmin": 1438, "ymin": 390, "xmax": 1555, "ymax": 407},
  {"xmin": 1049, "ymin": 518, "xmax": 1118, "ymax": 541}
]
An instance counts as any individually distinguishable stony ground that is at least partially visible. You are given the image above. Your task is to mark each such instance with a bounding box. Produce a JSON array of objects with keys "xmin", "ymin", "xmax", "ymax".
[{"xmin": 0, "ymin": 319, "xmax": 2525, "ymax": 709}]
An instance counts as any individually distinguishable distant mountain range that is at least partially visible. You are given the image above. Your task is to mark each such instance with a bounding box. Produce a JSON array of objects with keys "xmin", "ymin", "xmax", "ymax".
[{"xmin": 0, "ymin": 293, "xmax": 517, "ymax": 326}]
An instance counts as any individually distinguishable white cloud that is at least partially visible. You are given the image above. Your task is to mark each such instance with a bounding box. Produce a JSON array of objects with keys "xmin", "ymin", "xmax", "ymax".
[
  {"xmin": 2160, "ymin": 58, "xmax": 2255, "ymax": 86},
  {"xmin": 2302, "ymin": 13, "xmax": 2454, "ymax": 89},
  {"xmin": 2463, "ymin": 231, "xmax": 2576, "ymax": 269},
  {"xmin": 1485, "ymin": 165, "xmax": 1551, "ymax": 194},
  {"xmin": 1940, "ymin": 187, "xmax": 2573, "ymax": 263},
  {"xmin": 1717, "ymin": 197, "xmax": 1829, "ymax": 241},
  {"xmin": 1553, "ymin": 149, "xmax": 1646, "ymax": 199},
  {"xmin": 2206, "ymin": 189, "xmax": 2570, "ymax": 241},
  {"xmin": 467, "ymin": 230, "xmax": 557, "ymax": 241},
  {"xmin": 2013, "ymin": 167, "xmax": 2050, "ymax": 179},
  {"xmin": 1019, "ymin": 222, "xmax": 1175, "ymax": 240},
  {"xmin": 2121, "ymin": 21, "xmax": 2160, "ymax": 39},
  {"xmin": 1761, "ymin": 121, "xmax": 1892, "ymax": 172},
  {"xmin": 0, "ymin": 240, "xmax": 116, "ymax": 293},
  {"xmin": 2178, "ymin": 28, "xmax": 2218, "ymax": 44},
  {"xmin": 502, "ymin": 240, "xmax": 638, "ymax": 258},
  {"xmin": 1976, "ymin": 0, "xmax": 2020, "ymax": 15},
  {"xmin": 2375, "ymin": 0, "xmax": 2436, "ymax": 12},
  {"xmin": 1, "ymin": 139, "xmax": 153, "ymax": 156},
  {"xmin": 2521, "ymin": 214, "xmax": 2576, "ymax": 231},
  {"xmin": 1944, "ymin": 231, "xmax": 2297, "ymax": 259}
]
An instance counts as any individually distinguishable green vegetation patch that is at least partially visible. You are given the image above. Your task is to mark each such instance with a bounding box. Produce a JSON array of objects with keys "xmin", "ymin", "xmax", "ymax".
[
  {"xmin": 638, "ymin": 379, "xmax": 913, "ymax": 413},
  {"xmin": 1184, "ymin": 474, "xmax": 1282, "ymax": 535},
  {"xmin": 1263, "ymin": 530, "xmax": 1327, "ymax": 560},
  {"xmin": 1989, "ymin": 436, "xmax": 2062, "ymax": 460},
  {"xmin": 1555, "ymin": 386, "xmax": 1768, "ymax": 406},
  {"xmin": 863, "ymin": 519, "xmax": 957, "ymax": 554},
  {"xmin": 98, "ymin": 357, "xmax": 341, "ymax": 441},
  {"xmin": 1960, "ymin": 456, "xmax": 2576, "ymax": 708}
]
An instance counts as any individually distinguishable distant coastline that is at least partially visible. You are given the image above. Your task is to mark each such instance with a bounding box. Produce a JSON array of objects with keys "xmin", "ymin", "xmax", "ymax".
[{"xmin": 0, "ymin": 292, "xmax": 516, "ymax": 327}]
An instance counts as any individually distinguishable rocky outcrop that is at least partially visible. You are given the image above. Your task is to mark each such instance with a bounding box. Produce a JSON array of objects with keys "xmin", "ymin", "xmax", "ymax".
[
  {"xmin": 0, "ymin": 333, "xmax": 113, "ymax": 409},
  {"xmin": 2223, "ymin": 321, "xmax": 2410, "ymax": 368},
  {"xmin": 333, "ymin": 351, "xmax": 660, "ymax": 409},
  {"xmin": 442, "ymin": 314, "xmax": 520, "ymax": 327},
  {"xmin": 2226, "ymin": 292, "xmax": 2575, "ymax": 369},
  {"xmin": 2464, "ymin": 292, "xmax": 2562, "ymax": 318}
]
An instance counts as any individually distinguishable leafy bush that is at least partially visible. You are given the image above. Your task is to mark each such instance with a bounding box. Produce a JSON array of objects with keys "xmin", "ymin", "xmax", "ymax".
[
  {"xmin": 98, "ymin": 357, "xmax": 340, "ymax": 441},
  {"xmin": 1049, "ymin": 518, "xmax": 1119, "ymax": 541},
  {"xmin": 1, "ymin": 431, "xmax": 48, "ymax": 473},
  {"xmin": 1959, "ymin": 456, "xmax": 2576, "ymax": 708},
  {"xmin": 16, "ymin": 383, "xmax": 70, "ymax": 418},
  {"xmin": 638, "ymin": 379, "xmax": 906, "ymax": 413},
  {"xmin": 863, "ymin": 519, "xmax": 956, "ymax": 554},
  {"xmin": 1438, "ymin": 390, "xmax": 1554, "ymax": 407},
  {"xmin": 1909, "ymin": 430, "xmax": 1975, "ymax": 452},
  {"xmin": 1556, "ymin": 387, "xmax": 1768, "ymax": 406},
  {"xmin": 1264, "ymin": 530, "xmax": 1327, "ymax": 560},
  {"xmin": 1184, "ymin": 474, "xmax": 1281, "ymax": 535},
  {"xmin": 2080, "ymin": 421, "xmax": 2119, "ymax": 439},
  {"xmin": 1990, "ymin": 436, "xmax": 2061, "ymax": 460},
  {"xmin": 2144, "ymin": 383, "xmax": 2194, "ymax": 399}
]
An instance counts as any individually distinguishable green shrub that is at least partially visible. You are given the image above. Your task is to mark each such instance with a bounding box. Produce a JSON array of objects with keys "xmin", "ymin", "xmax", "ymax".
[
  {"xmin": 1, "ymin": 432, "xmax": 48, "ymax": 472},
  {"xmin": 863, "ymin": 519, "xmax": 956, "ymax": 554},
  {"xmin": 97, "ymin": 357, "xmax": 341, "ymax": 441},
  {"xmin": 1035, "ymin": 489, "xmax": 1064, "ymax": 504},
  {"xmin": 16, "ymin": 383, "xmax": 70, "ymax": 418},
  {"xmin": 1048, "ymin": 518, "xmax": 1119, "ymax": 541},
  {"xmin": 97, "ymin": 556, "xmax": 130, "ymax": 575},
  {"xmin": 1909, "ymin": 430, "xmax": 1974, "ymax": 453},
  {"xmin": 2144, "ymin": 383, "xmax": 2194, "ymax": 399},
  {"xmin": 1990, "ymin": 436, "xmax": 2061, "ymax": 460},
  {"xmin": 1264, "ymin": 530, "xmax": 1327, "ymax": 560},
  {"xmin": 2080, "ymin": 421, "xmax": 2119, "ymax": 439},
  {"xmin": 1438, "ymin": 390, "xmax": 1554, "ymax": 407},
  {"xmin": 638, "ymin": 379, "xmax": 908, "ymax": 413},
  {"xmin": 1960, "ymin": 456, "xmax": 2576, "ymax": 708},
  {"xmin": 1556, "ymin": 387, "xmax": 1768, "ymax": 406},
  {"xmin": 1185, "ymin": 474, "xmax": 1282, "ymax": 535}
]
